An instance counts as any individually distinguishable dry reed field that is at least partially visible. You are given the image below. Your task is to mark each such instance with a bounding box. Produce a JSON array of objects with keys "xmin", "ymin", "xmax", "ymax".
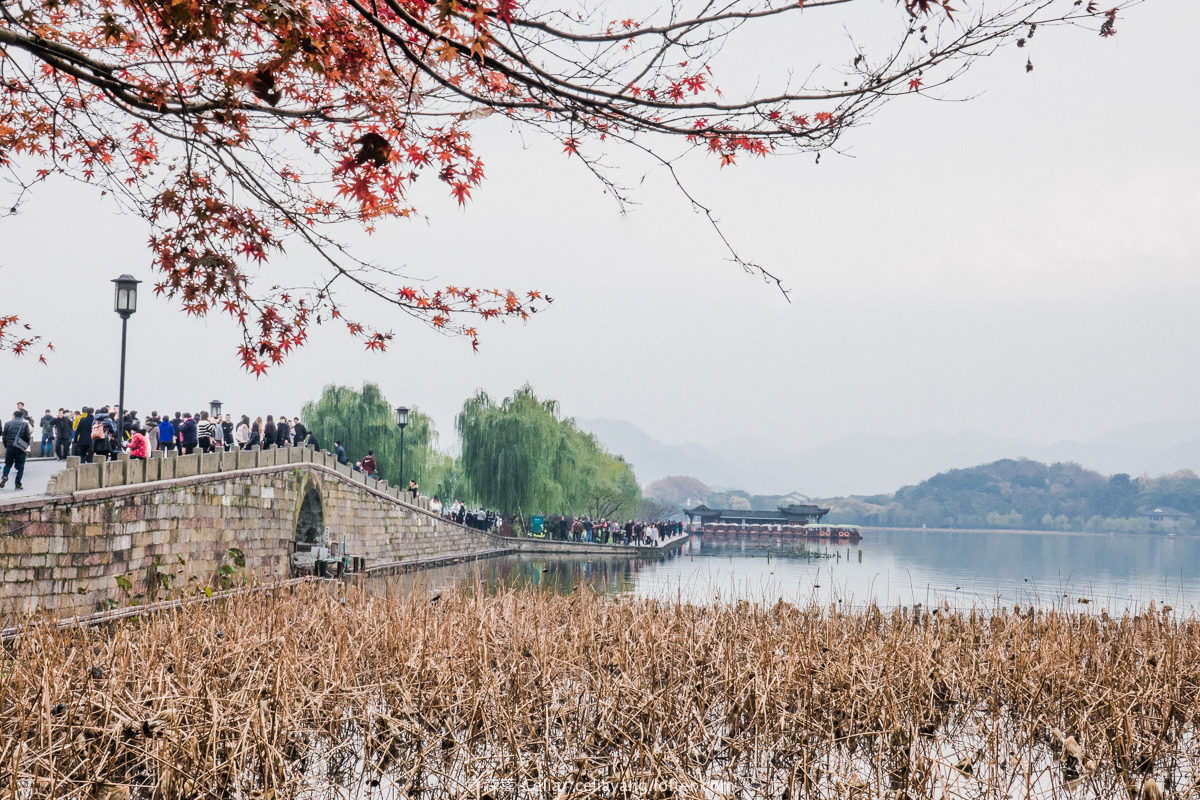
[{"xmin": 1, "ymin": 582, "xmax": 1196, "ymax": 800}]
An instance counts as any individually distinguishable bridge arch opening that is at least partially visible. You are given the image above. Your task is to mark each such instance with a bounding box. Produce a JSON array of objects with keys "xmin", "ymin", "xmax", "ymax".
[{"xmin": 296, "ymin": 487, "xmax": 324, "ymax": 545}]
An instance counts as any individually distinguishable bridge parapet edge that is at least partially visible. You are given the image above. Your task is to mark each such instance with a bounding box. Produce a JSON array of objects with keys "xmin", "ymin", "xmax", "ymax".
[{"xmin": 46, "ymin": 445, "xmax": 444, "ymax": 511}]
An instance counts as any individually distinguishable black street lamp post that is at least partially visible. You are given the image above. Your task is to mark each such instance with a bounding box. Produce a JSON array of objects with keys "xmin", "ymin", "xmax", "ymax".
[
  {"xmin": 395, "ymin": 406, "xmax": 409, "ymax": 495},
  {"xmin": 112, "ymin": 275, "xmax": 140, "ymax": 448},
  {"xmin": 210, "ymin": 400, "xmax": 222, "ymax": 419}
]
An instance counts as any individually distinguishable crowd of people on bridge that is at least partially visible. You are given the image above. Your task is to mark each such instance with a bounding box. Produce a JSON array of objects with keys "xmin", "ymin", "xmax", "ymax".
[
  {"xmin": 4, "ymin": 405, "xmax": 686, "ymax": 551},
  {"xmin": 38, "ymin": 408, "xmax": 322, "ymax": 464},
  {"xmin": 442, "ymin": 500, "xmax": 500, "ymax": 531},
  {"xmin": 426, "ymin": 503, "xmax": 682, "ymax": 546},
  {"xmin": 2, "ymin": 403, "xmax": 323, "ymax": 482},
  {"xmin": 533, "ymin": 516, "xmax": 682, "ymax": 546}
]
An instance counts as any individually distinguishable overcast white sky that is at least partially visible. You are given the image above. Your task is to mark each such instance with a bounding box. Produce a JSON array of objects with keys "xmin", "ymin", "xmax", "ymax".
[{"xmin": 2, "ymin": 1, "xmax": 1197, "ymax": 457}]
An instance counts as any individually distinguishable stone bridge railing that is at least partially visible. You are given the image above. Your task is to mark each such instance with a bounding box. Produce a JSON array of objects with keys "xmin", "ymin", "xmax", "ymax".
[{"xmin": 45, "ymin": 444, "xmax": 433, "ymax": 508}]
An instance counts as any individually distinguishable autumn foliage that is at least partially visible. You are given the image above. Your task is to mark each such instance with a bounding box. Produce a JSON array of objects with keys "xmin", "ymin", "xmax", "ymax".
[{"xmin": 0, "ymin": 0, "xmax": 1128, "ymax": 371}]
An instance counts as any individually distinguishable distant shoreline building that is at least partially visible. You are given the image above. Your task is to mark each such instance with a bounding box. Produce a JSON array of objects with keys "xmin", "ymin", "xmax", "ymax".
[
  {"xmin": 1145, "ymin": 506, "xmax": 1188, "ymax": 530},
  {"xmin": 683, "ymin": 503, "xmax": 830, "ymax": 528}
]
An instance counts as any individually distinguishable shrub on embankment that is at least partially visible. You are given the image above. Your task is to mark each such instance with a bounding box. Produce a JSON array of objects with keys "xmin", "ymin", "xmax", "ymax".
[{"xmin": 0, "ymin": 586, "xmax": 1192, "ymax": 798}]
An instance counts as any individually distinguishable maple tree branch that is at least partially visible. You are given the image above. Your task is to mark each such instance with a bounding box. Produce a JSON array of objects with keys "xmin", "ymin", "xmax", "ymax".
[
  {"xmin": 0, "ymin": 0, "xmax": 1139, "ymax": 367},
  {"xmin": 0, "ymin": 28, "xmax": 357, "ymax": 121},
  {"xmin": 630, "ymin": 135, "xmax": 790, "ymax": 298},
  {"xmin": 509, "ymin": 0, "xmax": 857, "ymax": 44}
]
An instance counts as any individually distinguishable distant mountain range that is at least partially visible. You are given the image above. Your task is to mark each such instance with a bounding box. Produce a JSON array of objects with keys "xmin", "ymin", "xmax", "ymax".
[{"xmin": 576, "ymin": 417, "xmax": 1200, "ymax": 497}]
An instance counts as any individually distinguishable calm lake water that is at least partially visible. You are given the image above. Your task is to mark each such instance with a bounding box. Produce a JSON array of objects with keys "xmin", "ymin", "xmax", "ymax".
[{"xmin": 390, "ymin": 529, "xmax": 1200, "ymax": 612}]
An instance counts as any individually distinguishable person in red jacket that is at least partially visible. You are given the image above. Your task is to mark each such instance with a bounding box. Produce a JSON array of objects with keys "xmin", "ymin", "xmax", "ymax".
[{"xmin": 128, "ymin": 427, "xmax": 149, "ymax": 460}]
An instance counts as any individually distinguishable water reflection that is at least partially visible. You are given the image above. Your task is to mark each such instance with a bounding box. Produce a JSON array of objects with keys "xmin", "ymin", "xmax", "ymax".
[{"xmin": 368, "ymin": 530, "xmax": 1200, "ymax": 611}]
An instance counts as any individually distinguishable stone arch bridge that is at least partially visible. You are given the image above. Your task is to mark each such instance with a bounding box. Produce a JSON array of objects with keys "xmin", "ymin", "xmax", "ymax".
[{"xmin": 0, "ymin": 446, "xmax": 510, "ymax": 621}]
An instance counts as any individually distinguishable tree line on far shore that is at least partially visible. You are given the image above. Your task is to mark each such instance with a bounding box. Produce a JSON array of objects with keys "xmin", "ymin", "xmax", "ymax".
[
  {"xmin": 819, "ymin": 459, "xmax": 1200, "ymax": 533},
  {"xmin": 302, "ymin": 383, "xmax": 640, "ymax": 522},
  {"xmin": 643, "ymin": 459, "xmax": 1200, "ymax": 534}
]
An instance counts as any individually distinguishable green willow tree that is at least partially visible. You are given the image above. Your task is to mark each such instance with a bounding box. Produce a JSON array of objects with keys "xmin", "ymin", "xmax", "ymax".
[
  {"xmin": 456, "ymin": 385, "xmax": 639, "ymax": 520},
  {"xmin": 301, "ymin": 383, "xmax": 449, "ymax": 493}
]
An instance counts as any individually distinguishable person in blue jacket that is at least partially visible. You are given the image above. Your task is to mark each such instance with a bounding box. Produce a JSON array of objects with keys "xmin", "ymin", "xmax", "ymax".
[{"xmin": 157, "ymin": 416, "xmax": 176, "ymax": 453}]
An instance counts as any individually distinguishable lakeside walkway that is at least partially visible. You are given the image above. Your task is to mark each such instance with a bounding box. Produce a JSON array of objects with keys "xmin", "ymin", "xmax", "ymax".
[
  {"xmin": 502, "ymin": 531, "xmax": 691, "ymax": 557},
  {"xmin": 0, "ymin": 458, "xmax": 59, "ymax": 503}
]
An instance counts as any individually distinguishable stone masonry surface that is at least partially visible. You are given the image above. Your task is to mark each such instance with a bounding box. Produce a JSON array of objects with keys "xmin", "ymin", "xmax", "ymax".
[{"xmin": 0, "ymin": 448, "xmax": 509, "ymax": 622}]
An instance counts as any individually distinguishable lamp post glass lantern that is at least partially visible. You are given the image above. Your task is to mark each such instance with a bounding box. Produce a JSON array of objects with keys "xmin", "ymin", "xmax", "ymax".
[
  {"xmin": 210, "ymin": 400, "xmax": 222, "ymax": 419},
  {"xmin": 111, "ymin": 274, "xmax": 141, "ymax": 449},
  {"xmin": 113, "ymin": 274, "xmax": 139, "ymax": 317},
  {"xmin": 395, "ymin": 406, "xmax": 409, "ymax": 496}
]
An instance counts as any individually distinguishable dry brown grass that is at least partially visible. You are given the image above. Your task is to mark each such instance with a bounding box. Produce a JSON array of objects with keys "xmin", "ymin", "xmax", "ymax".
[{"xmin": 1, "ymin": 584, "xmax": 1197, "ymax": 799}]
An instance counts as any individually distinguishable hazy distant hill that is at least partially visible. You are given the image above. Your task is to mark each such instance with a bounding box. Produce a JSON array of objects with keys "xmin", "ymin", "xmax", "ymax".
[
  {"xmin": 575, "ymin": 419, "xmax": 738, "ymax": 488},
  {"xmin": 643, "ymin": 476, "xmax": 712, "ymax": 507},
  {"xmin": 1033, "ymin": 419, "xmax": 1200, "ymax": 475},
  {"xmin": 578, "ymin": 417, "xmax": 1200, "ymax": 498},
  {"xmin": 818, "ymin": 459, "xmax": 1200, "ymax": 532}
]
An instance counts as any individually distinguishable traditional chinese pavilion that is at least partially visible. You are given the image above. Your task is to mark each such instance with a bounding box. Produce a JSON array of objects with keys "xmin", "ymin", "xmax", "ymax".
[{"xmin": 683, "ymin": 503, "xmax": 830, "ymax": 527}]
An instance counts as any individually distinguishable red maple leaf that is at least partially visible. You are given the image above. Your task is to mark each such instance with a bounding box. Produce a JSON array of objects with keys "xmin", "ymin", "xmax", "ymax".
[{"xmin": 908, "ymin": 78, "xmax": 922, "ymax": 91}]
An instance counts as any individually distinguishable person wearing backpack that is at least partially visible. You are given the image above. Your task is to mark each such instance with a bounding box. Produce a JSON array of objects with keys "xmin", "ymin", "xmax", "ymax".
[
  {"xmin": 91, "ymin": 407, "xmax": 114, "ymax": 461},
  {"xmin": 39, "ymin": 410, "xmax": 54, "ymax": 457},
  {"xmin": 0, "ymin": 411, "xmax": 33, "ymax": 489}
]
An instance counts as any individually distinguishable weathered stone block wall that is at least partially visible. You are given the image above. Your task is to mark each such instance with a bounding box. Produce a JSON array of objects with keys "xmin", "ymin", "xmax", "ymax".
[{"xmin": 0, "ymin": 462, "xmax": 508, "ymax": 623}]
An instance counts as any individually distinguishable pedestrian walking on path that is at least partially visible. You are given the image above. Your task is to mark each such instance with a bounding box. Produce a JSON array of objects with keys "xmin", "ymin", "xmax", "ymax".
[
  {"xmin": 38, "ymin": 410, "xmax": 54, "ymax": 457},
  {"xmin": 53, "ymin": 409, "xmax": 72, "ymax": 460},
  {"xmin": 73, "ymin": 408, "xmax": 95, "ymax": 463},
  {"xmin": 1, "ymin": 411, "xmax": 33, "ymax": 490}
]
